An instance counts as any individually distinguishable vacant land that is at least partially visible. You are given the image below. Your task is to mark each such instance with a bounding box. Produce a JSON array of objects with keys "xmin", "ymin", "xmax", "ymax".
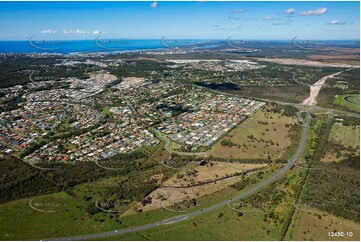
[
  {"xmin": 136, "ymin": 162, "xmax": 275, "ymax": 213},
  {"xmin": 162, "ymin": 161, "xmax": 266, "ymax": 187},
  {"xmin": 254, "ymin": 58, "xmax": 355, "ymax": 68},
  {"xmin": 207, "ymin": 109, "xmax": 296, "ymax": 160},
  {"xmin": 322, "ymin": 123, "xmax": 360, "ymax": 162},
  {"xmin": 329, "ymin": 124, "xmax": 360, "ymax": 149},
  {"xmin": 288, "ymin": 208, "xmax": 360, "ymax": 241}
]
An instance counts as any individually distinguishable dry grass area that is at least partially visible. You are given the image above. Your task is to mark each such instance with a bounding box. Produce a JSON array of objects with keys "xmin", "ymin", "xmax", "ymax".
[
  {"xmin": 131, "ymin": 162, "xmax": 266, "ymax": 213},
  {"xmin": 163, "ymin": 161, "xmax": 266, "ymax": 186},
  {"xmin": 207, "ymin": 110, "xmax": 296, "ymax": 160},
  {"xmin": 321, "ymin": 151, "xmax": 348, "ymax": 162},
  {"xmin": 291, "ymin": 207, "xmax": 360, "ymax": 241},
  {"xmin": 137, "ymin": 178, "xmax": 239, "ymax": 212},
  {"xmin": 89, "ymin": 72, "xmax": 117, "ymax": 82},
  {"xmin": 122, "ymin": 76, "xmax": 145, "ymax": 84},
  {"xmin": 308, "ymin": 55, "xmax": 360, "ymax": 66},
  {"xmin": 254, "ymin": 57, "xmax": 355, "ymax": 68}
]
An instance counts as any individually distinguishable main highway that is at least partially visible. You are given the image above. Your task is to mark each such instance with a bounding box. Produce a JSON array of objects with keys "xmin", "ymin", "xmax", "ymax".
[{"xmin": 51, "ymin": 111, "xmax": 310, "ymax": 241}]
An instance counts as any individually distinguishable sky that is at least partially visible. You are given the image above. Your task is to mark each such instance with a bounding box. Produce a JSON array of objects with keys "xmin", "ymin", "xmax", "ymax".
[{"xmin": 0, "ymin": 1, "xmax": 359, "ymax": 40}]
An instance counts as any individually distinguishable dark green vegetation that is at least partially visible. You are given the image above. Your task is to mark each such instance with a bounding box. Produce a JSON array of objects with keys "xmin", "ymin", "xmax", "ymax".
[
  {"xmin": 283, "ymin": 115, "xmax": 360, "ymax": 241},
  {"xmin": 304, "ymin": 116, "xmax": 359, "ymax": 221},
  {"xmin": 0, "ymin": 149, "xmax": 164, "ymax": 204},
  {"xmin": 302, "ymin": 157, "xmax": 360, "ymax": 221},
  {"xmin": 0, "ymin": 56, "xmax": 95, "ymax": 88},
  {"xmin": 192, "ymin": 64, "xmax": 346, "ymax": 103}
]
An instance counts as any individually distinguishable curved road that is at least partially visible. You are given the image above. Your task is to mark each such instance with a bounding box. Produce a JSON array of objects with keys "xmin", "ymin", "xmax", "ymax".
[
  {"xmin": 50, "ymin": 112, "xmax": 310, "ymax": 241},
  {"xmin": 152, "ymin": 128, "xmax": 206, "ymax": 156}
]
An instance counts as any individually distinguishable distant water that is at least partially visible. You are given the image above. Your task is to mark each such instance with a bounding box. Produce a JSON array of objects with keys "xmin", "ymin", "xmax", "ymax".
[
  {"xmin": 0, "ymin": 39, "xmax": 167, "ymax": 54},
  {"xmin": 0, "ymin": 39, "xmax": 220, "ymax": 54},
  {"xmin": 0, "ymin": 39, "xmax": 358, "ymax": 54}
]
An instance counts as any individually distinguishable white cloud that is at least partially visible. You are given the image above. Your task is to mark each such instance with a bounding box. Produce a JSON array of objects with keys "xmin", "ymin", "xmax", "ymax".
[
  {"xmin": 91, "ymin": 30, "xmax": 106, "ymax": 35},
  {"xmin": 41, "ymin": 29, "xmax": 58, "ymax": 34},
  {"xmin": 150, "ymin": 2, "xmax": 158, "ymax": 8},
  {"xmin": 328, "ymin": 20, "xmax": 347, "ymax": 25},
  {"xmin": 63, "ymin": 29, "xmax": 104, "ymax": 35},
  {"xmin": 233, "ymin": 9, "xmax": 245, "ymax": 14},
  {"xmin": 272, "ymin": 22, "xmax": 291, "ymax": 26},
  {"xmin": 63, "ymin": 29, "xmax": 87, "ymax": 35},
  {"xmin": 301, "ymin": 8, "xmax": 327, "ymax": 16},
  {"xmin": 263, "ymin": 16, "xmax": 273, "ymax": 21},
  {"xmin": 285, "ymin": 8, "xmax": 296, "ymax": 14}
]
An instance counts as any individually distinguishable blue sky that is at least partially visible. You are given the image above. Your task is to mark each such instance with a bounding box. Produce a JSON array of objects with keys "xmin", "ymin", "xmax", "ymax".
[{"xmin": 0, "ymin": 1, "xmax": 359, "ymax": 40}]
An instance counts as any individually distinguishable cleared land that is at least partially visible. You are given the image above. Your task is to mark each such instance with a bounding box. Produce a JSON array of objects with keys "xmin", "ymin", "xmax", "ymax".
[
  {"xmin": 162, "ymin": 161, "xmax": 266, "ymax": 186},
  {"xmin": 288, "ymin": 208, "xmax": 360, "ymax": 241},
  {"xmin": 322, "ymin": 124, "xmax": 360, "ymax": 162},
  {"xmin": 134, "ymin": 162, "xmax": 269, "ymax": 213},
  {"xmin": 254, "ymin": 58, "xmax": 355, "ymax": 68},
  {"xmin": 329, "ymin": 124, "xmax": 360, "ymax": 149},
  {"xmin": 207, "ymin": 109, "xmax": 296, "ymax": 160},
  {"xmin": 302, "ymin": 70, "xmax": 344, "ymax": 106}
]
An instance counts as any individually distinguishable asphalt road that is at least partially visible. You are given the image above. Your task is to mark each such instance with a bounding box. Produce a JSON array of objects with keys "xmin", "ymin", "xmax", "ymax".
[{"xmin": 50, "ymin": 112, "xmax": 310, "ymax": 241}]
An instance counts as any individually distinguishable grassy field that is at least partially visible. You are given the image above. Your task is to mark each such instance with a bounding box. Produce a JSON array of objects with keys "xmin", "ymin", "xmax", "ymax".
[
  {"xmin": 321, "ymin": 122, "xmax": 359, "ymax": 162},
  {"xmin": 287, "ymin": 207, "xmax": 360, "ymax": 241},
  {"xmin": 334, "ymin": 94, "xmax": 360, "ymax": 113},
  {"xmin": 0, "ymin": 163, "xmax": 280, "ymax": 240},
  {"xmin": 328, "ymin": 123, "xmax": 360, "ymax": 149},
  {"xmin": 207, "ymin": 109, "xmax": 296, "ymax": 160},
  {"xmin": 0, "ymin": 192, "xmax": 110, "ymax": 240}
]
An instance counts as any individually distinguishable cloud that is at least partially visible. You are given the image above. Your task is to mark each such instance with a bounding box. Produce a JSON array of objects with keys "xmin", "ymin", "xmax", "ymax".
[
  {"xmin": 63, "ymin": 29, "xmax": 105, "ymax": 35},
  {"xmin": 150, "ymin": 2, "xmax": 158, "ymax": 8},
  {"xmin": 263, "ymin": 16, "xmax": 273, "ymax": 21},
  {"xmin": 285, "ymin": 8, "xmax": 296, "ymax": 14},
  {"xmin": 92, "ymin": 30, "xmax": 106, "ymax": 35},
  {"xmin": 64, "ymin": 29, "xmax": 87, "ymax": 35},
  {"xmin": 301, "ymin": 8, "xmax": 327, "ymax": 16},
  {"xmin": 233, "ymin": 9, "xmax": 245, "ymax": 14},
  {"xmin": 211, "ymin": 25, "xmax": 241, "ymax": 31},
  {"xmin": 328, "ymin": 20, "xmax": 347, "ymax": 25},
  {"xmin": 41, "ymin": 29, "xmax": 58, "ymax": 34},
  {"xmin": 228, "ymin": 16, "xmax": 240, "ymax": 20},
  {"xmin": 272, "ymin": 22, "xmax": 291, "ymax": 26},
  {"xmin": 212, "ymin": 25, "xmax": 225, "ymax": 31}
]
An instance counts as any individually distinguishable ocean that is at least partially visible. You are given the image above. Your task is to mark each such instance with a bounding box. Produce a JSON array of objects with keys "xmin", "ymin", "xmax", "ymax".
[{"xmin": 0, "ymin": 39, "xmax": 218, "ymax": 54}]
